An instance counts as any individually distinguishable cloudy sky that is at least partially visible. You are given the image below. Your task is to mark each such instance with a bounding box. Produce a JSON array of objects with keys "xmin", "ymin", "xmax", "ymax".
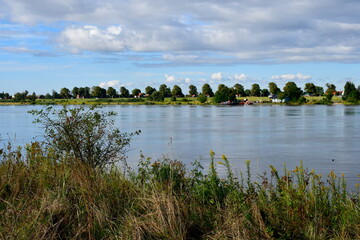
[{"xmin": 1, "ymin": 0, "xmax": 360, "ymax": 94}]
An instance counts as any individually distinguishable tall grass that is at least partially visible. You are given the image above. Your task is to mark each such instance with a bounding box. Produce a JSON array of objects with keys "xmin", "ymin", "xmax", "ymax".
[{"xmin": 0, "ymin": 143, "xmax": 359, "ymax": 239}]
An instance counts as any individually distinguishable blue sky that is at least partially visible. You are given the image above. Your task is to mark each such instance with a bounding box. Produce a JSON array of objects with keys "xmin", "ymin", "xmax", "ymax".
[{"xmin": 1, "ymin": 0, "xmax": 360, "ymax": 94}]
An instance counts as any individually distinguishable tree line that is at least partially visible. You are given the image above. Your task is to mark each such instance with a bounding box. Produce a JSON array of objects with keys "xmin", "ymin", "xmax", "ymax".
[{"xmin": 1, "ymin": 81, "xmax": 360, "ymax": 103}]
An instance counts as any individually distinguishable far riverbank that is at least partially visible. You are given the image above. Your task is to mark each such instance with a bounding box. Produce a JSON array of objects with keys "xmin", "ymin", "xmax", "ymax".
[{"xmin": 0, "ymin": 96, "xmax": 350, "ymax": 106}]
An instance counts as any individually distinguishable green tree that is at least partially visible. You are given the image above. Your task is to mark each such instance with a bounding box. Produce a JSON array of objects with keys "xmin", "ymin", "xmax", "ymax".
[
  {"xmin": 78, "ymin": 87, "xmax": 85, "ymax": 98},
  {"xmin": 159, "ymin": 84, "xmax": 171, "ymax": 97},
  {"xmin": 0, "ymin": 92, "xmax": 10, "ymax": 100},
  {"xmin": 233, "ymin": 83, "xmax": 245, "ymax": 96},
  {"xmin": 91, "ymin": 86, "xmax": 106, "ymax": 98},
  {"xmin": 60, "ymin": 88, "xmax": 71, "ymax": 99},
  {"xmin": 72, "ymin": 87, "xmax": 79, "ymax": 98},
  {"xmin": 315, "ymin": 86, "xmax": 324, "ymax": 96},
  {"xmin": 283, "ymin": 82, "xmax": 303, "ymax": 102},
  {"xmin": 44, "ymin": 93, "xmax": 52, "ymax": 99},
  {"xmin": 132, "ymin": 88, "xmax": 141, "ymax": 97},
  {"xmin": 251, "ymin": 84, "xmax": 261, "ymax": 96},
  {"xmin": 189, "ymin": 85, "xmax": 198, "ymax": 96},
  {"xmin": 343, "ymin": 81, "xmax": 357, "ymax": 101},
  {"xmin": 29, "ymin": 106, "xmax": 140, "ymax": 169},
  {"xmin": 148, "ymin": 91, "xmax": 164, "ymax": 101},
  {"xmin": 27, "ymin": 92, "xmax": 37, "ymax": 103},
  {"xmin": 171, "ymin": 85, "xmax": 184, "ymax": 97},
  {"xmin": 52, "ymin": 90, "xmax": 60, "ymax": 99},
  {"xmin": 14, "ymin": 90, "xmax": 29, "ymax": 101},
  {"xmin": 201, "ymin": 83, "xmax": 214, "ymax": 97},
  {"xmin": 145, "ymin": 86, "xmax": 156, "ymax": 96},
  {"xmin": 304, "ymin": 83, "xmax": 316, "ymax": 96},
  {"xmin": 84, "ymin": 87, "xmax": 91, "ymax": 98},
  {"xmin": 347, "ymin": 90, "xmax": 360, "ymax": 103},
  {"xmin": 244, "ymin": 89, "xmax": 251, "ymax": 97},
  {"xmin": 260, "ymin": 89, "xmax": 270, "ymax": 97},
  {"xmin": 120, "ymin": 87, "xmax": 130, "ymax": 98},
  {"xmin": 213, "ymin": 84, "xmax": 236, "ymax": 103},
  {"xmin": 107, "ymin": 87, "xmax": 117, "ymax": 98},
  {"xmin": 268, "ymin": 82, "xmax": 280, "ymax": 95},
  {"xmin": 325, "ymin": 83, "xmax": 336, "ymax": 96}
]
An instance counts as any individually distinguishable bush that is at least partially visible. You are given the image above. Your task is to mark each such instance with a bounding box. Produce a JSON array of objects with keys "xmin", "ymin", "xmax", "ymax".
[
  {"xmin": 29, "ymin": 106, "xmax": 140, "ymax": 169},
  {"xmin": 197, "ymin": 94, "xmax": 207, "ymax": 103},
  {"xmin": 298, "ymin": 96, "xmax": 308, "ymax": 104}
]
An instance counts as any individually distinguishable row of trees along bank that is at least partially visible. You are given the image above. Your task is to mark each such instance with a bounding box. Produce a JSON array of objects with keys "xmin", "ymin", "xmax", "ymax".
[{"xmin": 1, "ymin": 81, "xmax": 360, "ymax": 103}]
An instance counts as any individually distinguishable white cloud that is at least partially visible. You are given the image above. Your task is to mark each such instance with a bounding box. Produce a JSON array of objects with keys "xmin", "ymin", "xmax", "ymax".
[
  {"xmin": 99, "ymin": 80, "xmax": 120, "ymax": 88},
  {"xmin": 58, "ymin": 25, "xmax": 129, "ymax": 53},
  {"xmin": 234, "ymin": 73, "xmax": 248, "ymax": 81},
  {"xmin": 211, "ymin": 72, "xmax": 223, "ymax": 80},
  {"xmin": 165, "ymin": 74, "xmax": 176, "ymax": 83},
  {"xmin": 2, "ymin": 0, "xmax": 360, "ymax": 63},
  {"xmin": 164, "ymin": 74, "xmax": 192, "ymax": 84},
  {"xmin": 271, "ymin": 73, "xmax": 312, "ymax": 81}
]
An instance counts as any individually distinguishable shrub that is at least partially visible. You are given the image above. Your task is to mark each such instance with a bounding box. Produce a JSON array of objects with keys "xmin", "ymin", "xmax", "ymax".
[
  {"xmin": 29, "ymin": 106, "xmax": 140, "ymax": 169},
  {"xmin": 197, "ymin": 94, "xmax": 207, "ymax": 103}
]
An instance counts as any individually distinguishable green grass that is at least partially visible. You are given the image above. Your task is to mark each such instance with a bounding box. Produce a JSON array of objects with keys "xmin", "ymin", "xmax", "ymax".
[{"xmin": 0, "ymin": 143, "xmax": 359, "ymax": 239}]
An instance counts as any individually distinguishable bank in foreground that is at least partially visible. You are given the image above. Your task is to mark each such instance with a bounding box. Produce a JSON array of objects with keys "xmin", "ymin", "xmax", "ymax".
[{"xmin": 0, "ymin": 144, "xmax": 359, "ymax": 239}]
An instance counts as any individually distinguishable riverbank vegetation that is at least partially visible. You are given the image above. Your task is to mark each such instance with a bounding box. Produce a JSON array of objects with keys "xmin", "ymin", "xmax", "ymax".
[
  {"xmin": 0, "ymin": 106, "xmax": 359, "ymax": 239},
  {"xmin": 1, "ymin": 81, "xmax": 359, "ymax": 105}
]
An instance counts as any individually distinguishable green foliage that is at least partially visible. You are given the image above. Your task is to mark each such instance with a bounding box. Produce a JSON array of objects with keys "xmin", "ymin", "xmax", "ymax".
[
  {"xmin": 119, "ymin": 86, "xmax": 130, "ymax": 98},
  {"xmin": 0, "ymin": 142, "xmax": 359, "ymax": 239},
  {"xmin": 325, "ymin": 83, "xmax": 336, "ymax": 96},
  {"xmin": 201, "ymin": 83, "xmax": 214, "ymax": 97},
  {"xmin": 159, "ymin": 84, "xmax": 172, "ymax": 97},
  {"xmin": 91, "ymin": 86, "xmax": 106, "ymax": 98},
  {"xmin": 233, "ymin": 83, "xmax": 245, "ymax": 96},
  {"xmin": 171, "ymin": 85, "xmax": 184, "ymax": 97},
  {"xmin": 304, "ymin": 83, "xmax": 316, "ymax": 95},
  {"xmin": 197, "ymin": 93, "xmax": 207, "ymax": 103},
  {"xmin": 145, "ymin": 86, "xmax": 156, "ymax": 96},
  {"xmin": 343, "ymin": 81, "xmax": 359, "ymax": 103},
  {"xmin": 148, "ymin": 91, "xmax": 165, "ymax": 101},
  {"xmin": 13, "ymin": 90, "xmax": 28, "ymax": 102},
  {"xmin": 60, "ymin": 87, "xmax": 71, "ymax": 99},
  {"xmin": 213, "ymin": 84, "xmax": 236, "ymax": 103},
  {"xmin": 189, "ymin": 84, "xmax": 198, "ymax": 96},
  {"xmin": 260, "ymin": 88, "xmax": 270, "ymax": 97},
  {"xmin": 251, "ymin": 83, "xmax": 261, "ymax": 96},
  {"xmin": 283, "ymin": 81, "xmax": 303, "ymax": 102},
  {"xmin": 106, "ymin": 87, "xmax": 117, "ymax": 98},
  {"xmin": 131, "ymin": 88, "xmax": 141, "ymax": 97},
  {"xmin": 269, "ymin": 82, "xmax": 280, "ymax": 95},
  {"xmin": 29, "ymin": 106, "xmax": 140, "ymax": 169},
  {"xmin": 347, "ymin": 90, "xmax": 359, "ymax": 103},
  {"xmin": 315, "ymin": 86, "xmax": 324, "ymax": 96},
  {"xmin": 298, "ymin": 96, "xmax": 308, "ymax": 104}
]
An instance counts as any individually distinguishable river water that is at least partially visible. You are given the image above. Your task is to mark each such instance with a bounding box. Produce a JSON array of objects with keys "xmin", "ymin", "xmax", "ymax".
[{"xmin": 1, "ymin": 104, "xmax": 359, "ymax": 188}]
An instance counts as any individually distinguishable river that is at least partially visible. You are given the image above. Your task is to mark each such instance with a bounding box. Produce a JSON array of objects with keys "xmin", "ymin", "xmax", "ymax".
[{"xmin": 1, "ymin": 104, "xmax": 359, "ymax": 188}]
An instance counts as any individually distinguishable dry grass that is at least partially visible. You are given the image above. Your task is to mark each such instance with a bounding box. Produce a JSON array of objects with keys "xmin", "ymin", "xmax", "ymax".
[{"xmin": 0, "ymin": 144, "xmax": 359, "ymax": 239}]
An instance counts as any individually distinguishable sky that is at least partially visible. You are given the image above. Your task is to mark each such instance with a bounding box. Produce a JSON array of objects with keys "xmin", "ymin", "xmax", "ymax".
[{"xmin": 0, "ymin": 0, "xmax": 360, "ymax": 94}]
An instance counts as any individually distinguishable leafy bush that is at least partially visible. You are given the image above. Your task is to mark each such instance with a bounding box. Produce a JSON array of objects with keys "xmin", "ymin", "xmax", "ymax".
[
  {"xmin": 29, "ymin": 106, "xmax": 140, "ymax": 169},
  {"xmin": 197, "ymin": 93, "xmax": 207, "ymax": 103}
]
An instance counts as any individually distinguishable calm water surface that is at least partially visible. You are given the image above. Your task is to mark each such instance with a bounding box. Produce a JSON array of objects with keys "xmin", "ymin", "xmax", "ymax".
[{"xmin": 1, "ymin": 105, "xmax": 359, "ymax": 188}]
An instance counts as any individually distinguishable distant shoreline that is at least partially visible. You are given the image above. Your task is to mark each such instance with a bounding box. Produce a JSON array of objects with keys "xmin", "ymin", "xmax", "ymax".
[{"xmin": 0, "ymin": 96, "xmax": 354, "ymax": 106}]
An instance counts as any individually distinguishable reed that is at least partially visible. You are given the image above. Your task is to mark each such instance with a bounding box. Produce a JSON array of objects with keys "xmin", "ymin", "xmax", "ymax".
[{"xmin": 0, "ymin": 144, "xmax": 359, "ymax": 239}]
